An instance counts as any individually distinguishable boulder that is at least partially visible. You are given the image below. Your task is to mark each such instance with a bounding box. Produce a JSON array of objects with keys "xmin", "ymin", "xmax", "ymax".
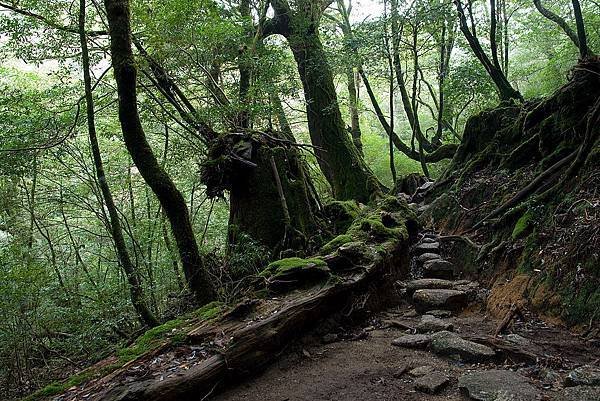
[
  {"xmin": 458, "ymin": 369, "xmax": 541, "ymax": 401},
  {"xmin": 422, "ymin": 259, "xmax": 455, "ymax": 280},
  {"xmin": 414, "ymin": 372, "xmax": 449, "ymax": 394},
  {"xmin": 413, "ymin": 289, "xmax": 469, "ymax": 312},
  {"xmin": 431, "ymin": 331, "xmax": 495, "ymax": 362}
]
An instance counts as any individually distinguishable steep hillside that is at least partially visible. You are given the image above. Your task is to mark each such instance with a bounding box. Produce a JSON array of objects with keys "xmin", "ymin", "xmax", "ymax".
[{"xmin": 417, "ymin": 59, "xmax": 600, "ymax": 333}]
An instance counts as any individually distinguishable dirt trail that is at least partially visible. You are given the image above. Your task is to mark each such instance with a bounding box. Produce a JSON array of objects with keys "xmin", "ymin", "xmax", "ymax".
[
  {"xmin": 213, "ymin": 232, "xmax": 600, "ymax": 401},
  {"xmin": 212, "ymin": 305, "xmax": 599, "ymax": 401}
]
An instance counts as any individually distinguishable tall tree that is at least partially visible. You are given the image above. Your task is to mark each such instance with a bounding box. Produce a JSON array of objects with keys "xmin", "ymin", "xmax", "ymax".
[
  {"xmin": 78, "ymin": 0, "xmax": 158, "ymax": 327},
  {"xmin": 103, "ymin": 0, "xmax": 216, "ymax": 303},
  {"xmin": 263, "ymin": 0, "xmax": 382, "ymax": 202}
]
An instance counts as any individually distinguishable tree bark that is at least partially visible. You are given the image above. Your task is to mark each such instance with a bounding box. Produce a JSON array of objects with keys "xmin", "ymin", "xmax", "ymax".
[
  {"xmin": 104, "ymin": 0, "xmax": 216, "ymax": 303},
  {"xmin": 263, "ymin": 0, "xmax": 382, "ymax": 202},
  {"xmin": 533, "ymin": 0, "xmax": 580, "ymax": 51},
  {"xmin": 571, "ymin": 0, "xmax": 589, "ymax": 59},
  {"xmin": 79, "ymin": 0, "xmax": 158, "ymax": 326}
]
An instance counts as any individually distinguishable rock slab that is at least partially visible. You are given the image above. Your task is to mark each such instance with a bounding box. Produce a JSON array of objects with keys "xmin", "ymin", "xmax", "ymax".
[
  {"xmin": 458, "ymin": 369, "xmax": 541, "ymax": 401},
  {"xmin": 414, "ymin": 372, "xmax": 449, "ymax": 394},
  {"xmin": 430, "ymin": 331, "xmax": 495, "ymax": 362},
  {"xmin": 391, "ymin": 334, "xmax": 432, "ymax": 349},
  {"xmin": 413, "ymin": 289, "xmax": 469, "ymax": 312}
]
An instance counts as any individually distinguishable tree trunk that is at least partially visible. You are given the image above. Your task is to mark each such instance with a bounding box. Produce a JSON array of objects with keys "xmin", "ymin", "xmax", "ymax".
[
  {"xmin": 288, "ymin": 30, "xmax": 380, "ymax": 202},
  {"xmin": 80, "ymin": 0, "xmax": 158, "ymax": 327},
  {"xmin": 263, "ymin": 0, "xmax": 382, "ymax": 202},
  {"xmin": 203, "ymin": 132, "xmax": 322, "ymax": 254},
  {"xmin": 533, "ymin": 0, "xmax": 581, "ymax": 51},
  {"xmin": 104, "ymin": 0, "xmax": 216, "ymax": 304},
  {"xmin": 347, "ymin": 68, "xmax": 363, "ymax": 154},
  {"xmin": 571, "ymin": 0, "xmax": 589, "ymax": 59},
  {"xmin": 455, "ymin": 0, "xmax": 522, "ymax": 101}
]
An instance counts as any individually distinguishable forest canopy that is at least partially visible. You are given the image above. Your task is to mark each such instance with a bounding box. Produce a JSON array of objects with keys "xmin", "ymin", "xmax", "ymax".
[{"xmin": 0, "ymin": 0, "xmax": 598, "ymax": 399}]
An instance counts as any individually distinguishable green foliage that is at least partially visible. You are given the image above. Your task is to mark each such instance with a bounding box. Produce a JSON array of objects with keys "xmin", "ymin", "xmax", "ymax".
[
  {"xmin": 0, "ymin": 0, "xmax": 598, "ymax": 397},
  {"xmin": 225, "ymin": 230, "xmax": 272, "ymax": 279}
]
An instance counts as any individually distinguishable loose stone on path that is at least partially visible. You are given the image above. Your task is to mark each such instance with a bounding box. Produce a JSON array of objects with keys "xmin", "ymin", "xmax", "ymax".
[
  {"xmin": 458, "ymin": 369, "xmax": 541, "ymax": 401},
  {"xmin": 430, "ymin": 331, "xmax": 495, "ymax": 362},
  {"xmin": 413, "ymin": 372, "xmax": 449, "ymax": 394}
]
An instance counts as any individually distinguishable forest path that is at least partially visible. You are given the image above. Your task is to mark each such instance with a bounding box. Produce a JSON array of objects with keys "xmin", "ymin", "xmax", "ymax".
[{"xmin": 213, "ymin": 232, "xmax": 600, "ymax": 401}]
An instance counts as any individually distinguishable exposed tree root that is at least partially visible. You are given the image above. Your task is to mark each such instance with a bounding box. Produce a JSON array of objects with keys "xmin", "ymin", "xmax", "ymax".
[{"xmin": 470, "ymin": 149, "xmax": 578, "ymax": 230}]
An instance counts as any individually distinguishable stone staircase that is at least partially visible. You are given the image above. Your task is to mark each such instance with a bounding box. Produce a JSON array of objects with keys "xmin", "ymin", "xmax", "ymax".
[
  {"xmin": 401, "ymin": 232, "xmax": 481, "ymax": 315},
  {"xmin": 389, "ymin": 232, "xmax": 600, "ymax": 400}
]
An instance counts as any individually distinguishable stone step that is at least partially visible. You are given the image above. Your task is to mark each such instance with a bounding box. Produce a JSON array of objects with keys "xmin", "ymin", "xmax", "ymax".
[
  {"xmin": 422, "ymin": 259, "xmax": 455, "ymax": 280},
  {"xmin": 413, "ymin": 289, "xmax": 469, "ymax": 313},
  {"xmin": 402, "ymin": 278, "xmax": 478, "ymax": 296},
  {"xmin": 413, "ymin": 242, "xmax": 440, "ymax": 255},
  {"xmin": 416, "ymin": 253, "xmax": 442, "ymax": 264},
  {"xmin": 392, "ymin": 331, "xmax": 496, "ymax": 363}
]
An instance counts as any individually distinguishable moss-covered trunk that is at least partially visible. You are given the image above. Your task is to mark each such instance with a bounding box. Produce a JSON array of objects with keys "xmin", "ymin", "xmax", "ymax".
[
  {"xmin": 202, "ymin": 132, "xmax": 322, "ymax": 254},
  {"xmin": 288, "ymin": 29, "xmax": 380, "ymax": 203},
  {"xmin": 104, "ymin": 0, "xmax": 216, "ymax": 303}
]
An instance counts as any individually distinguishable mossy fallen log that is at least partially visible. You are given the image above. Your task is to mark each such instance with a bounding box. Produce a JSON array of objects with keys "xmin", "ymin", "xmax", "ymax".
[{"xmin": 56, "ymin": 197, "xmax": 418, "ymax": 401}]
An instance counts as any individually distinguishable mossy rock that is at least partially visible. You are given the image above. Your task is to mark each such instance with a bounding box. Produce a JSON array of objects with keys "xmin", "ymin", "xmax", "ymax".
[
  {"xmin": 322, "ymin": 241, "xmax": 377, "ymax": 271},
  {"xmin": 260, "ymin": 257, "xmax": 331, "ymax": 292}
]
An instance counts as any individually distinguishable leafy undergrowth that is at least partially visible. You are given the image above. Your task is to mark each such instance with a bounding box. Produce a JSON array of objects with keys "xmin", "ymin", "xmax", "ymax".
[{"xmin": 23, "ymin": 301, "xmax": 225, "ymax": 401}]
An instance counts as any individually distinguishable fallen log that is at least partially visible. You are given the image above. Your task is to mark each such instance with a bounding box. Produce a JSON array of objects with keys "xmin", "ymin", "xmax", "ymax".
[{"xmin": 95, "ymin": 244, "xmax": 409, "ymax": 401}]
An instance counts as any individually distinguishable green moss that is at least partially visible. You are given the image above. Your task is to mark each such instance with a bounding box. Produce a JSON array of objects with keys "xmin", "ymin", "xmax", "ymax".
[
  {"xmin": 191, "ymin": 300, "xmax": 225, "ymax": 320},
  {"xmin": 324, "ymin": 200, "xmax": 360, "ymax": 234},
  {"xmin": 23, "ymin": 371, "xmax": 94, "ymax": 400},
  {"xmin": 512, "ymin": 210, "xmax": 533, "ymax": 239},
  {"xmin": 321, "ymin": 234, "xmax": 353, "ymax": 254},
  {"xmin": 117, "ymin": 319, "xmax": 182, "ymax": 363},
  {"xmin": 347, "ymin": 214, "xmax": 407, "ymax": 242},
  {"xmin": 260, "ymin": 257, "xmax": 327, "ymax": 278}
]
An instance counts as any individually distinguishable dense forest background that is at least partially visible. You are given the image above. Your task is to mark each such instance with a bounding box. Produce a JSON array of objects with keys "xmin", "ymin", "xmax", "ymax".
[{"xmin": 0, "ymin": 0, "xmax": 598, "ymax": 398}]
